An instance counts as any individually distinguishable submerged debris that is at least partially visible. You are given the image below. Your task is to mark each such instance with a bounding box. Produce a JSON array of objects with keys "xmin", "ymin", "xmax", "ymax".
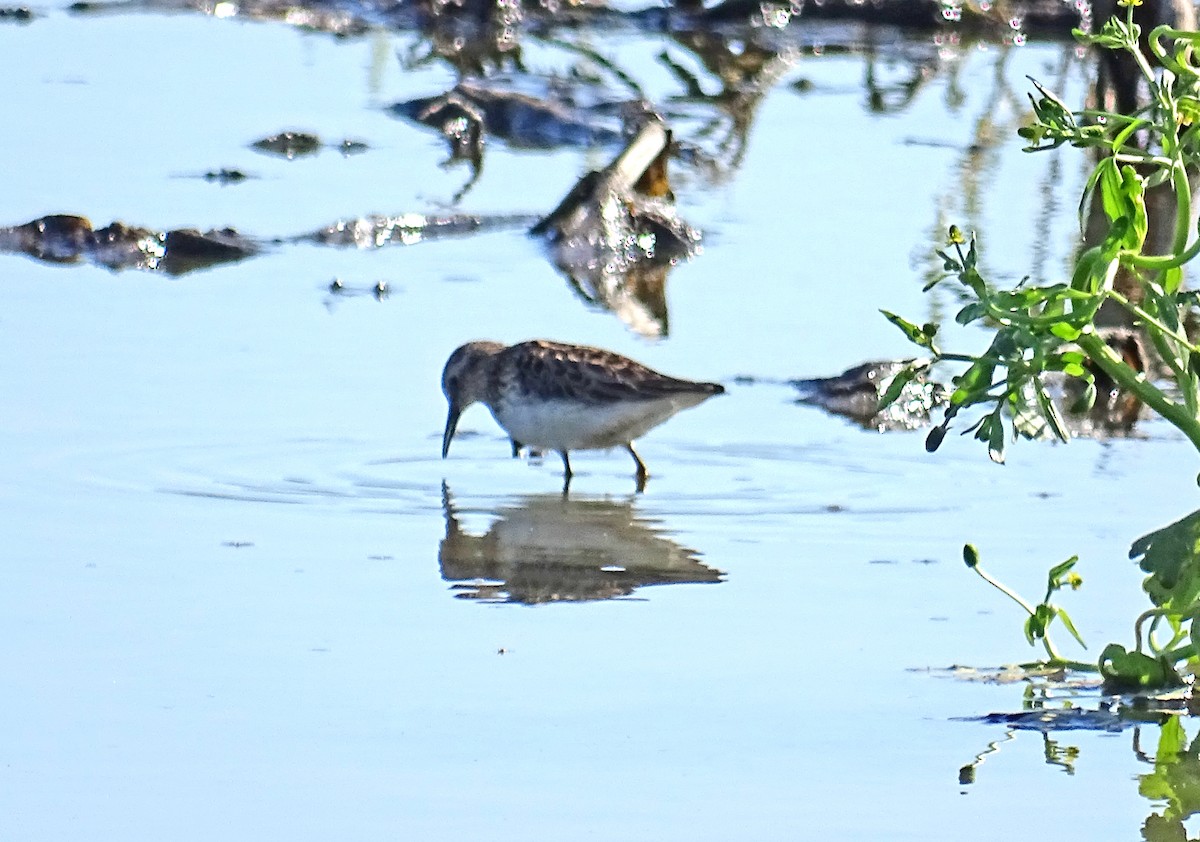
[
  {"xmin": 0, "ymin": 214, "xmax": 259, "ymax": 274},
  {"xmin": 929, "ymin": 664, "xmax": 1196, "ymax": 734},
  {"xmin": 200, "ymin": 168, "xmax": 253, "ymax": 184},
  {"xmin": 794, "ymin": 332, "xmax": 1151, "ymax": 437},
  {"xmin": 250, "ymin": 131, "xmax": 367, "ymax": 159},
  {"xmin": 251, "ymin": 130, "xmax": 322, "ymax": 158},
  {"xmin": 390, "ymin": 80, "xmax": 624, "ymax": 152},
  {"xmin": 792, "ymin": 359, "xmax": 946, "ymax": 431},
  {"xmin": 390, "ymin": 79, "xmax": 631, "ymax": 202},
  {"xmin": 62, "ymin": 0, "xmax": 1092, "ymax": 41},
  {"xmin": 964, "ymin": 708, "xmax": 1130, "ymax": 732},
  {"xmin": 303, "ymin": 212, "xmax": 536, "ymax": 248},
  {"xmin": 531, "ymin": 115, "xmax": 700, "ymax": 338}
]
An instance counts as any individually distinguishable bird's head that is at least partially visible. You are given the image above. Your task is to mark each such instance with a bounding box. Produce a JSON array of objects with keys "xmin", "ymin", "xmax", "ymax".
[{"xmin": 441, "ymin": 340, "xmax": 505, "ymax": 458}]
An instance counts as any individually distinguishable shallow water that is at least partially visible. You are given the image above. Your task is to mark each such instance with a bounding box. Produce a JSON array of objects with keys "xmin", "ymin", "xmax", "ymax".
[{"xmin": 3, "ymin": 4, "xmax": 1199, "ymax": 839}]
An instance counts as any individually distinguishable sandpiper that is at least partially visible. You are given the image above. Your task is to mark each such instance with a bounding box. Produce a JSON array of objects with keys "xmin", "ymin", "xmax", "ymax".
[{"xmin": 441, "ymin": 339, "xmax": 724, "ymax": 489}]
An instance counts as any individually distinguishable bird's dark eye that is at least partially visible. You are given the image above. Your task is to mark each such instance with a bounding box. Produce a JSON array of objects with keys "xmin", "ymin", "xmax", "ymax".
[{"xmin": 447, "ymin": 375, "xmax": 460, "ymax": 391}]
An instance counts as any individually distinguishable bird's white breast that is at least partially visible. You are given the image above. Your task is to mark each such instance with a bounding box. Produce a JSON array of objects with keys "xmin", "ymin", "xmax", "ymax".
[{"xmin": 490, "ymin": 394, "xmax": 704, "ymax": 451}]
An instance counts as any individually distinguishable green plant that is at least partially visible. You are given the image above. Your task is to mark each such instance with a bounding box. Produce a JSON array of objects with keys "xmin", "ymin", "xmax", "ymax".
[
  {"xmin": 883, "ymin": 7, "xmax": 1200, "ymax": 689},
  {"xmin": 882, "ymin": 7, "xmax": 1200, "ymax": 463},
  {"xmin": 962, "ymin": 543, "xmax": 1091, "ymax": 668}
]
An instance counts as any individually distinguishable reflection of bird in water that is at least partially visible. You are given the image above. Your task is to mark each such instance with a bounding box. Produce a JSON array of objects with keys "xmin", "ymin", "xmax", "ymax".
[
  {"xmin": 791, "ymin": 359, "xmax": 945, "ymax": 432},
  {"xmin": 440, "ymin": 339, "xmax": 725, "ymax": 491},
  {"xmin": 439, "ymin": 483, "xmax": 723, "ymax": 603}
]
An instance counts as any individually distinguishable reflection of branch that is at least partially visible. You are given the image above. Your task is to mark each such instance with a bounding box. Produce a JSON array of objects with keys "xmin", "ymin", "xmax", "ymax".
[
  {"xmin": 1041, "ymin": 733, "xmax": 1080, "ymax": 776},
  {"xmin": 864, "ymin": 46, "xmax": 936, "ymax": 113},
  {"xmin": 660, "ymin": 30, "xmax": 796, "ymax": 176},
  {"xmin": 958, "ymin": 729, "xmax": 1016, "ymax": 785},
  {"xmin": 541, "ymin": 35, "xmax": 646, "ymax": 98},
  {"xmin": 657, "ymin": 49, "xmax": 707, "ymax": 98}
]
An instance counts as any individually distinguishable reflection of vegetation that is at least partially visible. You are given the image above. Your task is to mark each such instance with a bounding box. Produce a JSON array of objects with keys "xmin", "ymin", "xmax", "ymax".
[
  {"xmin": 962, "ymin": 715, "xmax": 1200, "ymax": 837},
  {"xmin": 1141, "ymin": 718, "xmax": 1200, "ymax": 840}
]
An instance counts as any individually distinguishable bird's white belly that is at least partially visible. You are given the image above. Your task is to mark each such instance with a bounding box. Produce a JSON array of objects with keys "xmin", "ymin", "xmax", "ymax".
[{"xmin": 491, "ymin": 397, "xmax": 689, "ymax": 451}]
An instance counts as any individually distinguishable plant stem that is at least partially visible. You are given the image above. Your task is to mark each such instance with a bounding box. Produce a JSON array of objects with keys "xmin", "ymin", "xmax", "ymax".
[
  {"xmin": 1076, "ymin": 330, "xmax": 1200, "ymax": 455},
  {"xmin": 971, "ymin": 564, "xmax": 1036, "ymax": 615},
  {"xmin": 1106, "ymin": 288, "xmax": 1199, "ymax": 352},
  {"xmin": 970, "ymin": 563, "xmax": 1064, "ymax": 661}
]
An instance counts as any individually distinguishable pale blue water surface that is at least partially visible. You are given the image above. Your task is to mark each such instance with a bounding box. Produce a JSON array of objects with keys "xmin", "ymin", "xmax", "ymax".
[{"xmin": 1, "ymin": 5, "xmax": 1198, "ymax": 839}]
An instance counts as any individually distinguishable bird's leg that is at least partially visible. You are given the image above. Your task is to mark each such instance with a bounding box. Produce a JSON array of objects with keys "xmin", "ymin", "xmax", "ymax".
[
  {"xmin": 559, "ymin": 451, "xmax": 573, "ymax": 496},
  {"xmin": 626, "ymin": 443, "xmax": 649, "ymax": 493},
  {"xmin": 510, "ymin": 439, "xmax": 523, "ymax": 458}
]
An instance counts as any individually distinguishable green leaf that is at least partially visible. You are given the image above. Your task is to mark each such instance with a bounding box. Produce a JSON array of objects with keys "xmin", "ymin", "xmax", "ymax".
[
  {"xmin": 955, "ymin": 302, "xmax": 988, "ymax": 325},
  {"xmin": 1097, "ymin": 157, "xmax": 1125, "ymax": 223},
  {"xmin": 1025, "ymin": 604, "xmax": 1053, "ymax": 645},
  {"xmin": 1130, "ymin": 509, "xmax": 1200, "ymax": 612},
  {"xmin": 1047, "ymin": 555, "xmax": 1079, "ymax": 585},
  {"xmin": 1100, "ymin": 643, "xmax": 1182, "ymax": 691},
  {"xmin": 1069, "ymin": 380, "xmax": 1097, "ymax": 414},
  {"xmin": 1070, "ymin": 246, "xmax": 1105, "ymax": 294},
  {"xmin": 950, "ymin": 359, "xmax": 996, "ymax": 407},
  {"xmin": 1055, "ymin": 607, "xmax": 1087, "ymax": 649},
  {"xmin": 876, "ymin": 363, "xmax": 920, "ymax": 412},
  {"xmin": 1033, "ymin": 382, "xmax": 1070, "ymax": 443},
  {"xmin": 1049, "ymin": 322, "xmax": 1082, "ymax": 340},
  {"xmin": 987, "ymin": 412, "xmax": 1006, "ymax": 464},
  {"xmin": 1163, "ymin": 265, "xmax": 1184, "ymax": 295},
  {"xmin": 1189, "ymin": 352, "xmax": 1200, "ymax": 380},
  {"xmin": 925, "ymin": 424, "xmax": 947, "ymax": 453},
  {"xmin": 1120, "ymin": 165, "xmax": 1148, "ymax": 249},
  {"xmin": 935, "ymin": 249, "xmax": 960, "ymax": 272},
  {"xmin": 881, "ymin": 310, "xmax": 936, "ymax": 350}
]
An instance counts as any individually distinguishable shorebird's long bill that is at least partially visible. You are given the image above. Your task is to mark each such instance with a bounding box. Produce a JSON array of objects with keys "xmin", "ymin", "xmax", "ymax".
[{"xmin": 442, "ymin": 403, "xmax": 461, "ymax": 459}]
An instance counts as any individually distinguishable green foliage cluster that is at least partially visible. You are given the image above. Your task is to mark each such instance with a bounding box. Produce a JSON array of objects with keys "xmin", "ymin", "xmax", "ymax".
[
  {"xmin": 885, "ymin": 11, "xmax": 1200, "ymax": 463},
  {"xmin": 883, "ymin": 8, "xmax": 1200, "ymax": 689}
]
